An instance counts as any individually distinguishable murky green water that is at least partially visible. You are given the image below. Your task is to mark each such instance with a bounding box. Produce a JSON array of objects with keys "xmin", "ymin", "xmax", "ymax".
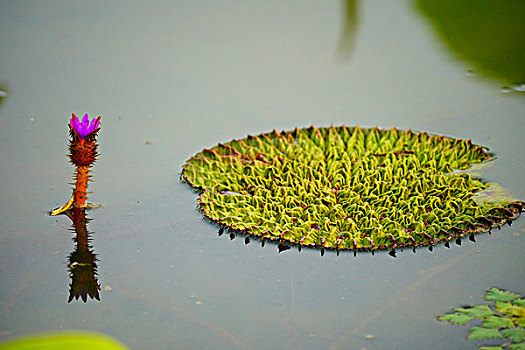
[{"xmin": 0, "ymin": 1, "xmax": 524, "ymax": 349}]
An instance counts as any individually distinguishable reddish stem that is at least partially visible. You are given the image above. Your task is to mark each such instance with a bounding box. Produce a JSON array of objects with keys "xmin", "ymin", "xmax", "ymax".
[{"xmin": 74, "ymin": 165, "xmax": 89, "ymax": 208}]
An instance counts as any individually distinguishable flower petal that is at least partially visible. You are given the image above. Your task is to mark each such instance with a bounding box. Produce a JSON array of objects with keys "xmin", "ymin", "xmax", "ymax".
[
  {"xmin": 88, "ymin": 116, "xmax": 100, "ymax": 134},
  {"xmin": 69, "ymin": 113, "xmax": 101, "ymax": 139},
  {"xmin": 70, "ymin": 113, "xmax": 78, "ymax": 128},
  {"xmin": 93, "ymin": 116, "xmax": 101, "ymax": 130}
]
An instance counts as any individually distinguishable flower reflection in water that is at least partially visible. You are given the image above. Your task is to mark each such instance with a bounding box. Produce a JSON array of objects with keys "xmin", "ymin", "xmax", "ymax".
[{"xmin": 65, "ymin": 208, "xmax": 100, "ymax": 302}]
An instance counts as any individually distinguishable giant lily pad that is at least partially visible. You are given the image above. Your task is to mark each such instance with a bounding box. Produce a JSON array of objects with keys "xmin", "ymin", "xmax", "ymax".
[{"xmin": 181, "ymin": 126, "xmax": 523, "ymax": 251}]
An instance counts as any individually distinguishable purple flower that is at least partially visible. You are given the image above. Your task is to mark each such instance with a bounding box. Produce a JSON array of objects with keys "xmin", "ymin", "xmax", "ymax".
[{"xmin": 70, "ymin": 113, "xmax": 101, "ymax": 139}]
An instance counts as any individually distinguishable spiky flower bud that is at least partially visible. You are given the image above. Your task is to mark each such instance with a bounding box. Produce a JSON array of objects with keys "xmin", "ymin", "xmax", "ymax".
[
  {"xmin": 70, "ymin": 113, "xmax": 101, "ymax": 139},
  {"xmin": 69, "ymin": 113, "xmax": 101, "ymax": 167}
]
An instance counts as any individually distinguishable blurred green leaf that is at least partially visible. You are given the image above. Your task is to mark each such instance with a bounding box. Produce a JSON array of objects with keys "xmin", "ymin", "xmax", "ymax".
[
  {"xmin": 438, "ymin": 312, "xmax": 473, "ymax": 325},
  {"xmin": 438, "ymin": 312, "xmax": 472, "ymax": 325},
  {"xmin": 495, "ymin": 301, "xmax": 525, "ymax": 327},
  {"xmin": 508, "ymin": 342, "xmax": 525, "ymax": 350},
  {"xmin": 440, "ymin": 288, "xmax": 524, "ymax": 348},
  {"xmin": 455, "ymin": 304, "xmax": 494, "ymax": 318},
  {"xmin": 482, "ymin": 315, "xmax": 515, "ymax": 329},
  {"xmin": 467, "ymin": 326, "xmax": 503, "ymax": 340},
  {"xmin": 501, "ymin": 328, "xmax": 525, "ymax": 343},
  {"xmin": 485, "ymin": 288, "xmax": 520, "ymax": 303},
  {"xmin": 479, "ymin": 346, "xmax": 503, "ymax": 350},
  {"xmin": 495, "ymin": 301, "xmax": 514, "ymax": 314},
  {"xmin": 0, "ymin": 331, "xmax": 128, "ymax": 350},
  {"xmin": 501, "ymin": 305, "xmax": 525, "ymax": 319}
]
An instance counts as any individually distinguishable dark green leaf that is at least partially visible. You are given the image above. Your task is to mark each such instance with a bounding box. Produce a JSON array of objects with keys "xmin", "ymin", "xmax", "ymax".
[
  {"xmin": 485, "ymin": 288, "xmax": 520, "ymax": 302},
  {"xmin": 467, "ymin": 326, "xmax": 503, "ymax": 340},
  {"xmin": 501, "ymin": 328, "xmax": 525, "ymax": 343}
]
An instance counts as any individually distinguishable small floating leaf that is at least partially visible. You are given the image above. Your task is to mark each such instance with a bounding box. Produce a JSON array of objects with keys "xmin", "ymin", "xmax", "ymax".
[
  {"xmin": 482, "ymin": 315, "xmax": 515, "ymax": 329},
  {"xmin": 438, "ymin": 312, "xmax": 472, "ymax": 325},
  {"xmin": 467, "ymin": 326, "xmax": 503, "ymax": 340},
  {"xmin": 439, "ymin": 288, "xmax": 525, "ymax": 348},
  {"xmin": 455, "ymin": 305, "xmax": 494, "ymax": 318},
  {"xmin": 501, "ymin": 328, "xmax": 525, "ymax": 343},
  {"xmin": 485, "ymin": 288, "xmax": 520, "ymax": 302}
]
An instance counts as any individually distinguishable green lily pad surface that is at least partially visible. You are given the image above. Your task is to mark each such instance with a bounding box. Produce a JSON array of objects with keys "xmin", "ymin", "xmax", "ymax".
[
  {"xmin": 181, "ymin": 126, "xmax": 523, "ymax": 251},
  {"xmin": 438, "ymin": 288, "xmax": 525, "ymax": 349},
  {"xmin": 0, "ymin": 331, "xmax": 128, "ymax": 350}
]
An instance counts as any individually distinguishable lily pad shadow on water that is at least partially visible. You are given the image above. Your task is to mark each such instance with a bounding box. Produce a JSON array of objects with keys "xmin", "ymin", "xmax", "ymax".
[{"xmin": 415, "ymin": 0, "xmax": 525, "ymax": 86}]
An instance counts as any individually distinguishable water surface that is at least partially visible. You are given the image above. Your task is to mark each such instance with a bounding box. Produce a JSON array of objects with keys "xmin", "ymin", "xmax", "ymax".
[{"xmin": 0, "ymin": 1, "xmax": 524, "ymax": 349}]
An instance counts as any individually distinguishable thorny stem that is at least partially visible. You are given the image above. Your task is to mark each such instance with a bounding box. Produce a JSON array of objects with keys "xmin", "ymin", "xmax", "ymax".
[
  {"xmin": 74, "ymin": 166, "xmax": 89, "ymax": 209},
  {"xmin": 51, "ymin": 166, "xmax": 96, "ymax": 215}
]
